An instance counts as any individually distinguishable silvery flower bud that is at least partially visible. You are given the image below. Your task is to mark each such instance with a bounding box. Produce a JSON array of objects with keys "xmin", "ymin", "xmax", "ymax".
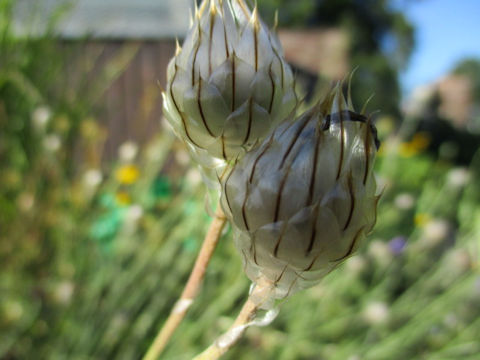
[
  {"xmin": 163, "ymin": 0, "xmax": 297, "ymax": 166},
  {"xmin": 220, "ymin": 86, "xmax": 381, "ymax": 298}
]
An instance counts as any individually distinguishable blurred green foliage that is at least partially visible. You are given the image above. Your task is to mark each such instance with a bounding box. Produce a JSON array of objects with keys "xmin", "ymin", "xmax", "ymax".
[
  {"xmin": 259, "ymin": 0, "xmax": 415, "ymax": 118},
  {"xmin": 1, "ymin": 1, "xmax": 480, "ymax": 360},
  {"xmin": 454, "ymin": 58, "xmax": 480, "ymax": 103}
]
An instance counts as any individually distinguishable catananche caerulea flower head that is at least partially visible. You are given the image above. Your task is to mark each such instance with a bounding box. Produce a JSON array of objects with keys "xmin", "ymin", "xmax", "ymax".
[{"xmin": 221, "ymin": 84, "xmax": 381, "ymax": 298}]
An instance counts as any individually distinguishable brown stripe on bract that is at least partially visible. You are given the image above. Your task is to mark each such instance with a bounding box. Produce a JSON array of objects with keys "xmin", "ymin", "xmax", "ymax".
[
  {"xmin": 332, "ymin": 226, "xmax": 364, "ymax": 262},
  {"xmin": 208, "ymin": 8, "xmax": 216, "ymax": 75},
  {"xmin": 273, "ymin": 219, "xmax": 289, "ymax": 257},
  {"xmin": 278, "ymin": 115, "xmax": 311, "ymax": 169},
  {"xmin": 221, "ymin": 134, "xmax": 227, "ymax": 159},
  {"xmin": 367, "ymin": 192, "xmax": 383, "ymax": 234},
  {"xmin": 170, "ymin": 63, "xmax": 204, "ymax": 149},
  {"xmin": 343, "ymin": 173, "xmax": 355, "ymax": 231},
  {"xmin": 307, "ymin": 129, "xmax": 321, "ymax": 206},
  {"xmin": 221, "ymin": 6, "xmax": 230, "ymax": 58},
  {"xmin": 223, "ymin": 164, "xmax": 236, "ymax": 216},
  {"xmin": 250, "ymin": 233, "xmax": 259, "ymax": 265},
  {"xmin": 192, "ymin": 23, "xmax": 202, "ymax": 86},
  {"xmin": 270, "ymin": 44, "xmax": 285, "ymax": 89},
  {"xmin": 249, "ymin": 131, "xmax": 275, "ymax": 183},
  {"xmin": 305, "ymin": 203, "xmax": 320, "ymax": 256},
  {"xmin": 241, "ymin": 180, "xmax": 250, "ymax": 231},
  {"xmin": 305, "ymin": 131, "xmax": 322, "ymax": 256},
  {"xmin": 274, "ymin": 127, "xmax": 313, "ymax": 223},
  {"xmin": 242, "ymin": 98, "xmax": 254, "ymax": 146},
  {"xmin": 241, "ymin": 249, "xmax": 249, "ymax": 274},
  {"xmin": 253, "ymin": 13, "xmax": 259, "ymax": 71},
  {"xmin": 273, "ymin": 163, "xmax": 291, "ymax": 223},
  {"xmin": 274, "ymin": 264, "xmax": 289, "ymax": 285},
  {"xmin": 336, "ymin": 109, "xmax": 345, "ymax": 180},
  {"xmin": 303, "ymin": 248, "xmax": 322, "ymax": 271},
  {"xmin": 237, "ymin": 0, "xmax": 251, "ymax": 18},
  {"xmin": 197, "ymin": 77, "xmax": 215, "ymax": 137},
  {"xmin": 363, "ymin": 116, "xmax": 373, "ymax": 186},
  {"xmin": 283, "ymin": 276, "xmax": 299, "ymax": 299},
  {"xmin": 268, "ymin": 63, "xmax": 275, "ymax": 113},
  {"xmin": 231, "ymin": 54, "xmax": 236, "ymax": 111}
]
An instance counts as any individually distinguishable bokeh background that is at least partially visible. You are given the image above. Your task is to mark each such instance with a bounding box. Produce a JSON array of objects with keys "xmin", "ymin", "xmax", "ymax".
[{"xmin": 1, "ymin": 0, "xmax": 480, "ymax": 359}]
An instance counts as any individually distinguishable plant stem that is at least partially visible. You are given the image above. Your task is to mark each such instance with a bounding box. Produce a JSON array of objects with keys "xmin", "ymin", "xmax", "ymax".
[
  {"xmin": 143, "ymin": 205, "xmax": 227, "ymax": 360},
  {"xmin": 193, "ymin": 278, "xmax": 275, "ymax": 360}
]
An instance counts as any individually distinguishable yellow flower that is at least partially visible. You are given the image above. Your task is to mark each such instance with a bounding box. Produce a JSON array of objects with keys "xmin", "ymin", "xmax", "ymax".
[
  {"xmin": 410, "ymin": 132, "xmax": 431, "ymax": 151},
  {"xmin": 414, "ymin": 213, "xmax": 432, "ymax": 228},
  {"xmin": 115, "ymin": 191, "xmax": 131, "ymax": 205},
  {"xmin": 399, "ymin": 142, "xmax": 417, "ymax": 157},
  {"xmin": 115, "ymin": 165, "xmax": 140, "ymax": 185},
  {"xmin": 399, "ymin": 132, "xmax": 431, "ymax": 158}
]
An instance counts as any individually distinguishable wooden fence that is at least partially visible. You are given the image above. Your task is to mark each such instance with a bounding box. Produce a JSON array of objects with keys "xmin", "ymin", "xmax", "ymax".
[{"xmin": 61, "ymin": 40, "xmax": 176, "ymax": 161}]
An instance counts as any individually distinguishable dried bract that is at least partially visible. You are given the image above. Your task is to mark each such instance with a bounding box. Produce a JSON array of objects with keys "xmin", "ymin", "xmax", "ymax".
[
  {"xmin": 221, "ymin": 86, "xmax": 381, "ymax": 298},
  {"xmin": 163, "ymin": 0, "xmax": 297, "ymax": 169}
]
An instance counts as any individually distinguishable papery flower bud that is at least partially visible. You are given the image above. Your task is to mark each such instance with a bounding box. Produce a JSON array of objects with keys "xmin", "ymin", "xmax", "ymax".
[
  {"xmin": 220, "ymin": 85, "xmax": 381, "ymax": 298},
  {"xmin": 163, "ymin": 0, "xmax": 297, "ymax": 168}
]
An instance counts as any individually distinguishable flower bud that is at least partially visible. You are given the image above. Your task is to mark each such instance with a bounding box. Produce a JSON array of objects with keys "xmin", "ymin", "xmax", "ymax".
[
  {"xmin": 220, "ymin": 85, "xmax": 381, "ymax": 298},
  {"xmin": 163, "ymin": 0, "xmax": 297, "ymax": 166}
]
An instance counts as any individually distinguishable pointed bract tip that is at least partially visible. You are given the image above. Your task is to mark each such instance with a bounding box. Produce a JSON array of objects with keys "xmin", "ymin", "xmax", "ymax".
[
  {"xmin": 209, "ymin": 0, "xmax": 217, "ymax": 15},
  {"xmin": 347, "ymin": 68, "xmax": 359, "ymax": 111},
  {"xmin": 175, "ymin": 38, "xmax": 182, "ymax": 55},
  {"xmin": 198, "ymin": 0, "xmax": 209, "ymax": 17},
  {"xmin": 251, "ymin": 5, "xmax": 260, "ymax": 26},
  {"xmin": 158, "ymin": 80, "xmax": 166, "ymax": 93},
  {"xmin": 361, "ymin": 93, "xmax": 375, "ymax": 115}
]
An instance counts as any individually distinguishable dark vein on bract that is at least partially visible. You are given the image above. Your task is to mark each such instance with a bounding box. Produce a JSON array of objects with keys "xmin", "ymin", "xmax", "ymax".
[
  {"xmin": 273, "ymin": 220, "xmax": 289, "ymax": 257},
  {"xmin": 268, "ymin": 63, "xmax": 275, "ymax": 113},
  {"xmin": 219, "ymin": 2, "xmax": 230, "ymax": 59},
  {"xmin": 305, "ymin": 204, "xmax": 320, "ymax": 255},
  {"xmin": 368, "ymin": 193, "xmax": 382, "ymax": 234},
  {"xmin": 303, "ymin": 252, "xmax": 321, "ymax": 272},
  {"xmin": 231, "ymin": 55, "xmax": 236, "ymax": 111},
  {"xmin": 332, "ymin": 227, "xmax": 364, "ymax": 262},
  {"xmin": 208, "ymin": 11, "xmax": 215, "ymax": 75},
  {"xmin": 253, "ymin": 20, "xmax": 258, "ymax": 71},
  {"xmin": 197, "ymin": 77, "xmax": 215, "ymax": 137},
  {"xmin": 336, "ymin": 109, "xmax": 345, "ymax": 180},
  {"xmin": 250, "ymin": 234, "xmax": 259, "ymax": 265},
  {"xmin": 274, "ymin": 264, "xmax": 289, "ymax": 284},
  {"xmin": 221, "ymin": 134, "xmax": 227, "ymax": 159},
  {"xmin": 273, "ymin": 163, "xmax": 291, "ymax": 223},
  {"xmin": 223, "ymin": 165, "xmax": 235, "ymax": 216},
  {"xmin": 343, "ymin": 174, "xmax": 355, "ymax": 231},
  {"xmin": 243, "ymin": 98, "xmax": 253, "ymax": 146},
  {"xmin": 272, "ymin": 47, "xmax": 285, "ymax": 89},
  {"xmin": 363, "ymin": 118, "xmax": 372, "ymax": 185},
  {"xmin": 307, "ymin": 131, "xmax": 321, "ymax": 206},
  {"xmin": 192, "ymin": 24, "xmax": 202, "ymax": 86},
  {"xmin": 241, "ymin": 182, "xmax": 250, "ymax": 231},
  {"xmin": 278, "ymin": 115, "xmax": 311, "ymax": 170},
  {"xmin": 170, "ymin": 64, "xmax": 204, "ymax": 149},
  {"xmin": 283, "ymin": 277, "xmax": 298, "ymax": 299},
  {"xmin": 249, "ymin": 132, "xmax": 275, "ymax": 183}
]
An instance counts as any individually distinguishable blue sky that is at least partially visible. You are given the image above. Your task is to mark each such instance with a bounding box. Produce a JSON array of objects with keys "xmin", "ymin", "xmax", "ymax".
[{"xmin": 399, "ymin": 0, "xmax": 480, "ymax": 96}]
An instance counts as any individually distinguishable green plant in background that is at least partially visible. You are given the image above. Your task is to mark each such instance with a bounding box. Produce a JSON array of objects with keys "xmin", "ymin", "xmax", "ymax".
[{"xmin": 1, "ymin": 0, "xmax": 480, "ymax": 360}]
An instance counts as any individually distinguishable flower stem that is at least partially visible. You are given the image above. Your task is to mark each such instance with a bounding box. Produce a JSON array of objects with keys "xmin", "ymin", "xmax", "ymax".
[
  {"xmin": 193, "ymin": 278, "xmax": 275, "ymax": 360},
  {"xmin": 143, "ymin": 205, "xmax": 227, "ymax": 360}
]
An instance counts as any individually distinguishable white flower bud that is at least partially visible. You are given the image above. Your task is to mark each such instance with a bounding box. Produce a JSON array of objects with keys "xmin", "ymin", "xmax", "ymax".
[
  {"xmin": 221, "ymin": 85, "xmax": 380, "ymax": 298},
  {"xmin": 32, "ymin": 106, "xmax": 51, "ymax": 131},
  {"xmin": 118, "ymin": 141, "xmax": 138, "ymax": 163},
  {"xmin": 163, "ymin": 0, "xmax": 297, "ymax": 167}
]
